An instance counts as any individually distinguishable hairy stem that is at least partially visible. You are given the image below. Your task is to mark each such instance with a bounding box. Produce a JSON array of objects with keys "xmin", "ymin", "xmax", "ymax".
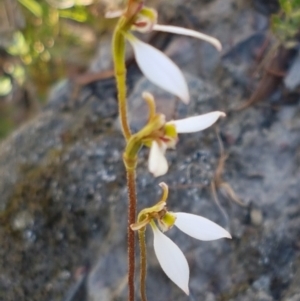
[
  {"xmin": 139, "ymin": 227, "xmax": 147, "ymax": 301},
  {"xmin": 127, "ymin": 168, "xmax": 137, "ymax": 301},
  {"xmin": 113, "ymin": 21, "xmax": 136, "ymax": 300},
  {"xmin": 113, "ymin": 25, "xmax": 131, "ymax": 141}
]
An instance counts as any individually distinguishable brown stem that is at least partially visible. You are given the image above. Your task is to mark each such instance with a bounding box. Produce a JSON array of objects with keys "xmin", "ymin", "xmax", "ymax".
[
  {"xmin": 127, "ymin": 168, "xmax": 137, "ymax": 301},
  {"xmin": 138, "ymin": 228, "xmax": 147, "ymax": 301}
]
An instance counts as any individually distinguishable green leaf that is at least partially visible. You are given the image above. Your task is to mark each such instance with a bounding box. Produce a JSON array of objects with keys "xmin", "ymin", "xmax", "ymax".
[
  {"xmin": 18, "ymin": 0, "xmax": 43, "ymax": 17},
  {"xmin": 7, "ymin": 31, "xmax": 29, "ymax": 56},
  {"xmin": 290, "ymin": 9, "xmax": 300, "ymax": 20},
  {"xmin": 279, "ymin": 0, "xmax": 292, "ymax": 14},
  {"xmin": 59, "ymin": 8, "xmax": 88, "ymax": 22},
  {"xmin": 291, "ymin": 0, "xmax": 300, "ymax": 9},
  {"xmin": 0, "ymin": 76, "xmax": 12, "ymax": 97},
  {"xmin": 271, "ymin": 15, "xmax": 282, "ymax": 32},
  {"xmin": 12, "ymin": 65, "xmax": 26, "ymax": 86}
]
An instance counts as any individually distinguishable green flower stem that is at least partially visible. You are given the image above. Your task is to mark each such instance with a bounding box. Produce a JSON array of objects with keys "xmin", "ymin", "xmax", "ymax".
[
  {"xmin": 113, "ymin": 21, "xmax": 131, "ymax": 141},
  {"xmin": 138, "ymin": 227, "xmax": 147, "ymax": 301}
]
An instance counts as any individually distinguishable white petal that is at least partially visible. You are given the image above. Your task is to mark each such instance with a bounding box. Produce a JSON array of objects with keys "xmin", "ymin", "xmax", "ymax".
[
  {"xmin": 169, "ymin": 111, "xmax": 226, "ymax": 133},
  {"xmin": 174, "ymin": 212, "xmax": 232, "ymax": 241},
  {"xmin": 152, "ymin": 225, "xmax": 190, "ymax": 294},
  {"xmin": 127, "ymin": 36, "xmax": 189, "ymax": 103},
  {"xmin": 153, "ymin": 24, "xmax": 222, "ymax": 52},
  {"xmin": 148, "ymin": 141, "xmax": 168, "ymax": 177}
]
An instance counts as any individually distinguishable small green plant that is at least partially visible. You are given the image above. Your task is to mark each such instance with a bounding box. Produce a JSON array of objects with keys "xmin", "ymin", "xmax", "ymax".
[
  {"xmin": 271, "ymin": 0, "xmax": 300, "ymax": 48},
  {"xmin": 1, "ymin": 0, "xmax": 103, "ymax": 99},
  {"xmin": 0, "ymin": 0, "xmax": 112, "ymax": 139}
]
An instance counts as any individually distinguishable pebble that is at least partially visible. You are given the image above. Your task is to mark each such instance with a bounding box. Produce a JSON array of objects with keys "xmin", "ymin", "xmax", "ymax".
[
  {"xmin": 12, "ymin": 210, "xmax": 34, "ymax": 231},
  {"xmin": 250, "ymin": 208, "xmax": 263, "ymax": 226}
]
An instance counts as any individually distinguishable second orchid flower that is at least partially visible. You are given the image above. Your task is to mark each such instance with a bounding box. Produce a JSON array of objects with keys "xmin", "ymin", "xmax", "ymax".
[{"xmin": 148, "ymin": 110, "xmax": 226, "ymax": 177}]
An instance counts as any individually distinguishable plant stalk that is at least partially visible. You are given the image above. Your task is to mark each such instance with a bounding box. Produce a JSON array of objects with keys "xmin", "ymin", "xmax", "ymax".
[
  {"xmin": 112, "ymin": 25, "xmax": 131, "ymax": 141},
  {"xmin": 138, "ymin": 227, "xmax": 147, "ymax": 301},
  {"xmin": 127, "ymin": 168, "xmax": 137, "ymax": 301}
]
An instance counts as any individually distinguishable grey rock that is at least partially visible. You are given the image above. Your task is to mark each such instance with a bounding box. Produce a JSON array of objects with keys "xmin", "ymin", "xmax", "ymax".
[
  {"xmin": 0, "ymin": 1, "xmax": 300, "ymax": 301},
  {"xmin": 284, "ymin": 49, "xmax": 300, "ymax": 91}
]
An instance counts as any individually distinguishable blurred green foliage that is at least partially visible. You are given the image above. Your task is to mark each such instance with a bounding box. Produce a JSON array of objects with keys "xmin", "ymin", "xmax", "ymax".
[
  {"xmin": 15, "ymin": 0, "xmax": 100, "ymax": 97},
  {"xmin": 271, "ymin": 0, "xmax": 300, "ymax": 47},
  {"xmin": 0, "ymin": 0, "xmax": 115, "ymax": 99},
  {"xmin": 0, "ymin": 0, "xmax": 116, "ymax": 139}
]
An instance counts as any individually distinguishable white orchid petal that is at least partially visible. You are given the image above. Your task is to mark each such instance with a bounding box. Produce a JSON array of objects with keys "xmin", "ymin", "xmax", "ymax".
[
  {"xmin": 148, "ymin": 141, "xmax": 168, "ymax": 177},
  {"xmin": 152, "ymin": 225, "xmax": 190, "ymax": 294},
  {"xmin": 174, "ymin": 212, "xmax": 232, "ymax": 241},
  {"xmin": 153, "ymin": 24, "xmax": 222, "ymax": 52},
  {"xmin": 169, "ymin": 111, "xmax": 226, "ymax": 133},
  {"xmin": 128, "ymin": 36, "xmax": 189, "ymax": 103}
]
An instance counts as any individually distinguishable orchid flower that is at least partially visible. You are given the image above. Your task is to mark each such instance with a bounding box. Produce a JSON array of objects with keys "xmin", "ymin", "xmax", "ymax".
[
  {"xmin": 131, "ymin": 92, "xmax": 226, "ymax": 177},
  {"xmin": 108, "ymin": 4, "xmax": 222, "ymax": 103},
  {"xmin": 152, "ymin": 214, "xmax": 231, "ymax": 294},
  {"xmin": 148, "ymin": 111, "xmax": 226, "ymax": 177},
  {"xmin": 131, "ymin": 182, "xmax": 231, "ymax": 295}
]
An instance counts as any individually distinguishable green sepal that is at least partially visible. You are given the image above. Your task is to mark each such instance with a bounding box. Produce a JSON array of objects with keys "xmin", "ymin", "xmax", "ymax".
[{"xmin": 138, "ymin": 202, "xmax": 166, "ymax": 221}]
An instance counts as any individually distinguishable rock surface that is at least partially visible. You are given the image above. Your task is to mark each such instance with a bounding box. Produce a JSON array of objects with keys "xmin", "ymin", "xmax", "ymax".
[{"xmin": 1, "ymin": 0, "xmax": 300, "ymax": 301}]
